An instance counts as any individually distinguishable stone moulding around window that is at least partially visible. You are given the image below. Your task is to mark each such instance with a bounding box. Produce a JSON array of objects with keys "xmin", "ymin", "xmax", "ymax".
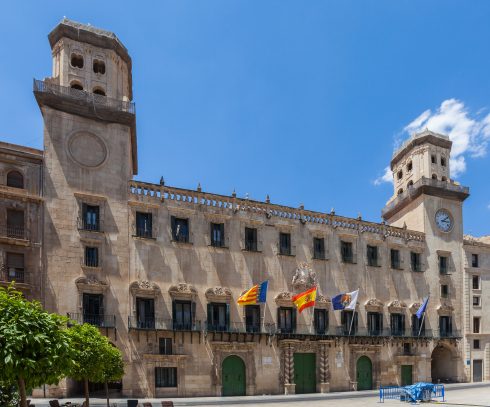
[
  {"xmin": 130, "ymin": 280, "xmax": 160, "ymax": 297},
  {"xmin": 365, "ymin": 298, "xmax": 384, "ymax": 312},
  {"xmin": 388, "ymin": 300, "xmax": 407, "ymax": 313},
  {"xmin": 205, "ymin": 286, "xmax": 232, "ymax": 303},
  {"xmin": 437, "ymin": 303, "xmax": 454, "ymax": 316},
  {"xmin": 274, "ymin": 291, "xmax": 293, "ymax": 307},
  {"xmin": 168, "ymin": 283, "xmax": 197, "ymax": 300},
  {"xmin": 75, "ymin": 276, "xmax": 108, "ymax": 294}
]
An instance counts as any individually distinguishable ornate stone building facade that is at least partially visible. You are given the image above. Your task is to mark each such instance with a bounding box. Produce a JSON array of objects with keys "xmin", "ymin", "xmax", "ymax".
[{"xmin": 2, "ymin": 18, "xmax": 488, "ymax": 397}]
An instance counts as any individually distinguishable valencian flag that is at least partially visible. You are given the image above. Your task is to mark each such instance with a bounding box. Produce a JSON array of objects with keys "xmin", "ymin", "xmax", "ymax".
[
  {"xmin": 416, "ymin": 296, "xmax": 429, "ymax": 319},
  {"xmin": 237, "ymin": 280, "xmax": 269, "ymax": 305},
  {"xmin": 332, "ymin": 289, "xmax": 359, "ymax": 310},
  {"xmin": 292, "ymin": 286, "xmax": 317, "ymax": 313}
]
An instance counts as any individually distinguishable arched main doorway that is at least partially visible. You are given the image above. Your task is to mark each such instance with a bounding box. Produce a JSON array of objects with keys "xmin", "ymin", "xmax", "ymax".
[
  {"xmin": 431, "ymin": 345, "xmax": 457, "ymax": 383},
  {"xmin": 356, "ymin": 356, "xmax": 373, "ymax": 390},
  {"xmin": 222, "ymin": 355, "xmax": 246, "ymax": 396}
]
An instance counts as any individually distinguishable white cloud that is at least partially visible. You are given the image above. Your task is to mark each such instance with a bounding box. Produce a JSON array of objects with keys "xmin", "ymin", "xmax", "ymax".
[
  {"xmin": 374, "ymin": 166, "xmax": 393, "ymax": 186},
  {"xmin": 375, "ymin": 98, "xmax": 490, "ymax": 184}
]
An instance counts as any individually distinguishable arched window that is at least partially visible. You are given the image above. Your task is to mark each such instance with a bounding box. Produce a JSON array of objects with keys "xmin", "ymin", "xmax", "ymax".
[
  {"xmin": 397, "ymin": 170, "xmax": 403, "ymax": 180},
  {"xmin": 407, "ymin": 161, "xmax": 413, "ymax": 172},
  {"xmin": 407, "ymin": 180, "xmax": 414, "ymax": 188},
  {"xmin": 7, "ymin": 170, "xmax": 23, "ymax": 189},
  {"xmin": 397, "ymin": 188, "xmax": 403, "ymax": 196},
  {"xmin": 441, "ymin": 157, "xmax": 446, "ymax": 166},
  {"xmin": 93, "ymin": 87, "xmax": 106, "ymax": 96},
  {"xmin": 432, "ymin": 174, "xmax": 438, "ymax": 180},
  {"xmin": 70, "ymin": 53, "xmax": 84, "ymax": 69},
  {"xmin": 93, "ymin": 60, "xmax": 106, "ymax": 75},
  {"xmin": 70, "ymin": 81, "xmax": 83, "ymax": 91}
]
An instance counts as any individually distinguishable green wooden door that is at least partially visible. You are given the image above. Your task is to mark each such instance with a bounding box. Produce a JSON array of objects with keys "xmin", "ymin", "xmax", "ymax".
[
  {"xmin": 356, "ymin": 356, "xmax": 373, "ymax": 390},
  {"xmin": 222, "ymin": 355, "xmax": 246, "ymax": 396},
  {"xmin": 294, "ymin": 353, "xmax": 316, "ymax": 394},
  {"xmin": 401, "ymin": 365, "xmax": 413, "ymax": 386}
]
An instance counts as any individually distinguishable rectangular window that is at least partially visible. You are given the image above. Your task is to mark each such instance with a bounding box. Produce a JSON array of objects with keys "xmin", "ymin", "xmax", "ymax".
[
  {"xmin": 155, "ymin": 367, "xmax": 177, "ymax": 388},
  {"xmin": 244, "ymin": 227, "xmax": 258, "ymax": 251},
  {"xmin": 313, "ymin": 237, "xmax": 326, "ymax": 260},
  {"xmin": 84, "ymin": 247, "xmax": 99, "ymax": 268},
  {"xmin": 245, "ymin": 305, "xmax": 261, "ymax": 333},
  {"xmin": 210, "ymin": 223, "xmax": 225, "ymax": 247},
  {"xmin": 473, "ymin": 275, "xmax": 480, "ymax": 290},
  {"xmin": 207, "ymin": 303, "xmax": 229, "ymax": 332},
  {"xmin": 473, "ymin": 296, "xmax": 481, "ymax": 307},
  {"xmin": 173, "ymin": 301, "xmax": 193, "ymax": 330},
  {"xmin": 367, "ymin": 245, "xmax": 379, "ymax": 267},
  {"xmin": 278, "ymin": 307, "xmax": 296, "ymax": 333},
  {"xmin": 5, "ymin": 252, "xmax": 25, "ymax": 282},
  {"xmin": 410, "ymin": 252, "xmax": 422, "ymax": 272},
  {"xmin": 82, "ymin": 204, "xmax": 100, "ymax": 231},
  {"xmin": 472, "ymin": 254, "xmax": 479, "ymax": 268},
  {"xmin": 391, "ymin": 249, "xmax": 401, "ymax": 269},
  {"xmin": 440, "ymin": 284, "xmax": 449, "ymax": 298},
  {"xmin": 439, "ymin": 256, "xmax": 448, "ymax": 274},
  {"xmin": 136, "ymin": 212, "xmax": 152, "ymax": 238},
  {"xmin": 412, "ymin": 314, "xmax": 426, "ymax": 336},
  {"xmin": 82, "ymin": 293, "xmax": 103, "ymax": 326},
  {"xmin": 341, "ymin": 310, "xmax": 358, "ymax": 335},
  {"xmin": 474, "ymin": 339, "xmax": 481, "ymax": 349},
  {"xmin": 341, "ymin": 241, "xmax": 354, "ymax": 263},
  {"xmin": 314, "ymin": 309, "xmax": 328, "ymax": 335},
  {"xmin": 171, "ymin": 216, "xmax": 189, "ymax": 243},
  {"xmin": 279, "ymin": 232, "xmax": 291, "ymax": 255},
  {"xmin": 439, "ymin": 316, "xmax": 452, "ymax": 337},
  {"xmin": 367, "ymin": 312, "xmax": 383, "ymax": 336},
  {"xmin": 473, "ymin": 317, "xmax": 480, "ymax": 334},
  {"xmin": 136, "ymin": 297, "xmax": 155, "ymax": 329},
  {"xmin": 390, "ymin": 313, "xmax": 405, "ymax": 336},
  {"xmin": 159, "ymin": 338, "xmax": 173, "ymax": 355}
]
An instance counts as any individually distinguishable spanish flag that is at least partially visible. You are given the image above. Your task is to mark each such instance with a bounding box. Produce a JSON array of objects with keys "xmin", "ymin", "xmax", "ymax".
[
  {"xmin": 292, "ymin": 286, "xmax": 317, "ymax": 313},
  {"xmin": 237, "ymin": 281, "xmax": 268, "ymax": 305}
]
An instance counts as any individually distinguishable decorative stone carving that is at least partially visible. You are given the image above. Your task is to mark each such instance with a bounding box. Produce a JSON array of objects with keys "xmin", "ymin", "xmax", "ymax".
[
  {"xmin": 388, "ymin": 300, "xmax": 407, "ymax": 313},
  {"xmin": 315, "ymin": 294, "xmax": 331, "ymax": 309},
  {"xmin": 75, "ymin": 276, "xmax": 108, "ymax": 293},
  {"xmin": 437, "ymin": 303, "xmax": 454, "ymax": 315},
  {"xmin": 205, "ymin": 286, "xmax": 231, "ymax": 302},
  {"xmin": 275, "ymin": 291, "xmax": 293, "ymax": 307},
  {"xmin": 292, "ymin": 262, "xmax": 317, "ymax": 292},
  {"xmin": 168, "ymin": 283, "xmax": 197, "ymax": 300},
  {"xmin": 365, "ymin": 298, "xmax": 384, "ymax": 312},
  {"xmin": 130, "ymin": 280, "xmax": 160, "ymax": 297}
]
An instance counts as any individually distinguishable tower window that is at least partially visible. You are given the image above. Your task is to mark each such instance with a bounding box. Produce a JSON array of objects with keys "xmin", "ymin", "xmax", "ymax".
[
  {"xmin": 70, "ymin": 53, "xmax": 84, "ymax": 69},
  {"xmin": 93, "ymin": 59, "xmax": 106, "ymax": 75},
  {"xmin": 93, "ymin": 87, "xmax": 106, "ymax": 96},
  {"xmin": 441, "ymin": 157, "xmax": 446, "ymax": 166},
  {"xmin": 70, "ymin": 81, "xmax": 83, "ymax": 91},
  {"xmin": 432, "ymin": 174, "xmax": 438, "ymax": 180},
  {"xmin": 397, "ymin": 170, "xmax": 403, "ymax": 180},
  {"xmin": 397, "ymin": 188, "xmax": 403, "ymax": 195},
  {"xmin": 6, "ymin": 170, "xmax": 23, "ymax": 189},
  {"xmin": 407, "ymin": 161, "xmax": 413, "ymax": 172},
  {"xmin": 431, "ymin": 154, "xmax": 436, "ymax": 164}
]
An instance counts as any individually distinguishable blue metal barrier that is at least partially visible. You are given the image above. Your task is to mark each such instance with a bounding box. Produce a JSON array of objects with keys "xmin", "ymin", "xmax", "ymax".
[{"xmin": 379, "ymin": 383, "xmax": 445, "ymax": 403}]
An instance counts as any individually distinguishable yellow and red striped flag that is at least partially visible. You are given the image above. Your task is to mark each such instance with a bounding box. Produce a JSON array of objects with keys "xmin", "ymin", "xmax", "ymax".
[{"xmin": 292, "ymin": 286, "xmax": 317, "ymax": 313}]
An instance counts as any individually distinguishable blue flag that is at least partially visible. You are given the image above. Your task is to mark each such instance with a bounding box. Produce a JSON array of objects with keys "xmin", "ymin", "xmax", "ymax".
[{"xmin": 416, "ymin": 296, "xmax": 429, "ymax": 319}]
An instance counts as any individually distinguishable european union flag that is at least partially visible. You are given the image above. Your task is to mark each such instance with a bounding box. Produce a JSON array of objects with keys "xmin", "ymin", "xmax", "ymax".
[{"xmin": 416, "ymin": 296, "xmax": 429, "ymax": 319}]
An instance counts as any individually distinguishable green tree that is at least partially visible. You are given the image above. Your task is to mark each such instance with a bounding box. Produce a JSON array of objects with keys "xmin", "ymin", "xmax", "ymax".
[
  {"xmin": 99, "ymin": 344, "xmax": 124, "ymax": 407},
  {"xmin": 0, "ymin": 285, "xmax": 73, "ymax": 407},
  {"xmin": 67, "ymin": 323, "xmax": 121, "ymax": 407}
]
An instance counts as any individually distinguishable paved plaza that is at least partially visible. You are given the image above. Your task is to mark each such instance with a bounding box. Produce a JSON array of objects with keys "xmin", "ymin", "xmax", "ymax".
[{"xmin": 31, "ymin": 383, "xmax": 490, "ymax": 407}]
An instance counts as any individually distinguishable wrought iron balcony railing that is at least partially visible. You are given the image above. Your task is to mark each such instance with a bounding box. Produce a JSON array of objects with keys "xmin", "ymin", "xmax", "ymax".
[
  {"xmin": 0, "ymin": 225, "xmax": 27, "ymax": 240},
  {"xmin": 33, "ymin": 79, "xmax": 135, "ymax": 114},
  {"xmin": 0, "ymin": 266, "xmax": 27, "ymax": 284},
  {"xmin": 68, "ymin": 313, "xmax": 116, "ymax": 328},
  {"xmin": 128, "ymin": 317, "xmax": 202, "ymax": 331}
]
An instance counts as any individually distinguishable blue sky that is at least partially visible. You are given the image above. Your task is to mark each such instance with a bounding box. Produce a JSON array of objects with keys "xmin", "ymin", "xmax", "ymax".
[{"xmin": 0, "ymin": 1, "xmax": 489, "ymax": 236}]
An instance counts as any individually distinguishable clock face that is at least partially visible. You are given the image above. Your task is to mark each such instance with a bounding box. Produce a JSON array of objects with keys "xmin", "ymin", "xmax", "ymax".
[{"xmin": 435, "ymin": 209, "xmax": 453, "ymax": 232}]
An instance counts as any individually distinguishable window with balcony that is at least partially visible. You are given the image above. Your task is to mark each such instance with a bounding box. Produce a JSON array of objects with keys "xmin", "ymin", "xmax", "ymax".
[
  {"xmin": 4, "ymin": 252, "xmax": 25, "ymax": 283},
  {"xmin": 93, "ymin": 59, "xmax": 106, "ymax": 74},
  {"xmin": 245, "ymin": 305, "xmax": 261, "ymax": 333},
  {"xmin": 410, "ymin": 252, "xmax": 422, "ymax": 272},
  {"xmin": 6, "ymin": 209, "xmax": 24, "ymax": 239},
  {"xmin": 439, "ymin": 316, "xmax": 453, "ymax": 337},
  {"xmin": 313, "ymin": 237, "xmax": 326, "ymax": 260},
  {"xmin": 244, "ymin": 227, "xmax": 258, "ymax": 251},
  {"xmin": 314, "ymin": 309, "xmax": 328, "ymax": 334},
  {"xmin": 472, "ymin": 254, "xmax": 479, "ymax": 268},
  {"xmin": 71, "ymin": 53, "xmax": 84, "ymax": 68},
  {"xmin": 473, "ymin": 296, "xmax": 481, "ymax": 307},
  {"xmin": 278, "ymin": 307, "xmax": 296, "ymax": 333},
  {"xmin": 391, "ymin": 249, "xmax": 401, "ymax": 269},
  {"xmin": 136, "ymin": 212, "xmax": 153, "ymax": 238},
  {"xmin": 159, "ymin": 338, "xmax": 173, "ymax": 355},
  {"xmin": 412, "ymin": 314, "xmax": 425, "ymax": 336},
  {"xmin": 367, "ymin": 312, "xmax": 383, "ymax": 336},
  {"xmin": 390, "ymin": 313, "xmax": 405, "ymax": 336},
  {"xmin": 155, "ymin": 367, "xmax": 177, "ymax": 388},
  {"xmin": 82, "ymin": 204, "xmax": 100, "ymax": 231},
  {"xmin": 6, "ymin": 170, "xmax": 23, "ymax": 189},
  {"xmin": 82, "ymin": 293, "xmax": 103, "ymax": 326},
  {"xmin": 136, "ymin": 297, "xmax": 155, "ymax": 329},
  {"xmin": 341, "ymin": 310, "xmax": 358, "ymax": 335},
  {"xmin": 207, "ymin": 303, "xmax": 229, "ymax": 332},
  {"xmin": 341, "ymin": 240, "xmax": 354, "ymax": 263},
  {"xmin": 367, "ymin": 245, "xmax": 379, "ymax": 267},
  {"xmin": 439, "ymin": 256, "xmax": 448, "ymax": 274},
  {"xmin": 473, "ymin": 317, "xmax": 481, "ymax": 334},
  {"xmin": 210, "ymin": 223, "xmax": 225, "ymax": 247},
  {"xmin": 279, "ymin": 232, "xmax": 291, "ymax": 255},
  {"xmin": 472, "ymin": 275, "xmax": 480, "ymax": 290},
  {"xmin": 171, "ymin": 216, "xmax": 189, "ymax": 243},
  {"xmin": 172, "ymin": 300, "xmax": 194, "ymax": 330},
  {"xmin": 440, "ymin": 284, "xmax": 449, "ymax": 298},
  {"xmin": 84, "ymin": 247, "xmax": 99, "ymax": 268}
]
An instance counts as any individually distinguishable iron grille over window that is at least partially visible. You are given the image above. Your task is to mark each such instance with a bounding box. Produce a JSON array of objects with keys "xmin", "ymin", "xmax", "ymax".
[
  {"xmin": 136, "ymin": 212, "xmax": 152, "ymax": 238},
  {"xmin": 245, "ymin": 227, "xmax": 258, "ymax": 251},
  {"xmin": 171, "ymin": 216, "xmax": 189, "ymax": 243}
]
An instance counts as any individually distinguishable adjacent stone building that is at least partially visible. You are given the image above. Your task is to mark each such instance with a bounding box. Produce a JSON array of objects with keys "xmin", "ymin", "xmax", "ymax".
[{"xmin": 1, "ymin": 18, "xmax": 488, "ymax": 398}]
